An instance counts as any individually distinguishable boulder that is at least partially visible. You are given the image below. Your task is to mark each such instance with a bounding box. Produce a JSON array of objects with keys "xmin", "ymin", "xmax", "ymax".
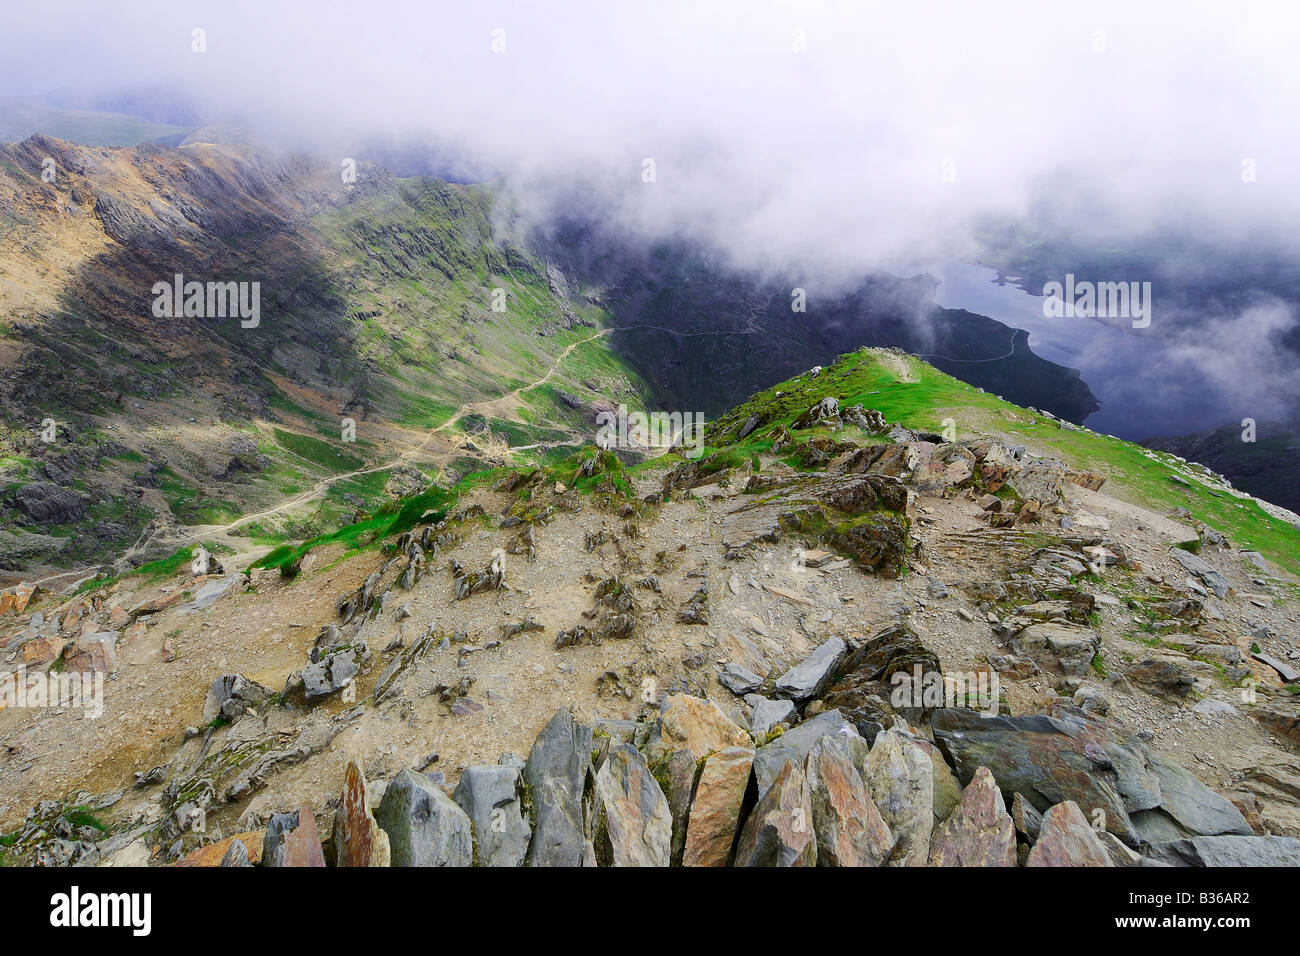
[
  {"xmin": 22, "ymin": 635, "xmax": 66, "ymax": 666},
  {"xmin": 1126, "ymin": 658, "xmax": 1196, "ymax": 699},
  {"xmin": 375, "ymin": 769, "xmax": 472, "ymax": 867},
  {"xmin": 863, "ymin": 729, "xmax": 933, "ymax": 866},
  {"xmin": 591, "ymin": 742, "xmax": 672, "ymax": 866},
  {"xmin": 1143, "ymin": 835, "xmax": 1300, "ymax": 867},
  {"xmin": 645, "ymin": 694, "xmax": 752, "ymax": 765},
  {"xmin": 202, "ymin": 673, "xmax": 272, "ymax": 722},
  {"xmin": 774, "ymin": 636, "xmax": 847, "ymax": 701},
  {"xmin": 933, "ymin": 706, "xmax": 1141, "ymax": 846},
  {"xmin": 1009, "ymin": 622, "xmax": 1100, "ymax": 677},
  {"xmin": 920, "ymin": 740, "xmax": 963, "ymax": 825},
  {"xmin": 1026, "ymin": 801, "xmax": 1114, "ymax": 866},
  {"xmin": 452, "ymin": 764, "xmax": 531, "ymax": 867},
  {"xmin": 1127, "ymin": 755, "xmax": 1252, "ymax": 840},
  {"xmin": 190, "ymin": 545, "xmax": 223, "ymax": 576},
  {"xmin": 805, "ymin": 734, "xmax": 892, "ymax": 866},
  {"xmin": 748, "ymin": 695, "xmax": 798, "ymax": 740},
  {"xmin": 931, "ymin": 702, "xmax": 1252, "ymax": 848},
  {"xmin": 914, "ymin": 443, "xmax": 976, "ymax": 492},
  {"xmin": 822, "ymin": 623, "xmax": 941, "ymax": 730},
  {"xmin": 941, "ymin": 702, "xmax": 1253, "ymax": 842},
  {"xmin": 752, "ymin": 709, "xmax": 862, "ymax": 798},
  {"xmin": 683, "ymin": 747, "xmax": 753, "ymax": 867},
  {"xmin": 524, "ymin": 709, "xmax": 596, "ymax": 867},
  {"xmin": 822, "ymin": 515, "xmax": 909, "ymax": 576},
  {"xmin": 791, "ymin": 397, "xmax": 840, "ymax": 429},
  {"xmin": 302, "ymin": 645, "xmax": 367, "ymax": 701},
  {"xmin": 927, "ymin": 766, "xmax": 1016, "ymax": 866},
  {"xmin": 734, "ymin": 761, "xmax": 817, "ymax": 867}
]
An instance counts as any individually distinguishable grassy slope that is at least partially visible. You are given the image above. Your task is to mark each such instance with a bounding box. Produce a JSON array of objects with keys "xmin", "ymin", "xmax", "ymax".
[{"xmin": 703, "ymin": 348, "xmax": 1300, "ymax": 577}]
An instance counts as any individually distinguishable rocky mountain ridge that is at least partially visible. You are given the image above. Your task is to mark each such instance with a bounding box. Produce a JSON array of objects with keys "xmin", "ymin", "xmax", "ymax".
[{"xmin": 1, "ymin": 348, "xmax": 1297, "ymax": 867}]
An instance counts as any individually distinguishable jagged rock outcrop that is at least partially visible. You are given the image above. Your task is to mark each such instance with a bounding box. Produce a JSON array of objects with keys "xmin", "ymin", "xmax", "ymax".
[
  {"xmin": 682, "ymin": 747, "xmax": 753, "ymax": 867},
  {"xmin": 332, "ymin": 760, "xmax": 391, "ymax": 867},
  {"xmin": 1025, "ymin": 801, "xmax": 1113, "ymax": 867},
  {"xmin": 591, "ymin": 742, "xmax": 672, "ymax": 866},
  {"xmin": 927, "ymin": 766, "xmax": 1016, "ymax": 866},
  {"xmin": 863, "ymin": 729, "xmax": 933, "ymax": 866}
]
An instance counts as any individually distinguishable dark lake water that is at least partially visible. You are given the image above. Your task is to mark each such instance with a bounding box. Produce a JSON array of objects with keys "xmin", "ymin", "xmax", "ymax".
[{"xmin": 907, "ymin": 262, "xmax": 1257, "ymax": 441}]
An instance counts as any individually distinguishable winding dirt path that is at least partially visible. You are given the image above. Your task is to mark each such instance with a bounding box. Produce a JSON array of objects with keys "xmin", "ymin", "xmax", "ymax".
[{"xmin": 23, "ymin": 323, "xmax": 770, "ymax": 589}]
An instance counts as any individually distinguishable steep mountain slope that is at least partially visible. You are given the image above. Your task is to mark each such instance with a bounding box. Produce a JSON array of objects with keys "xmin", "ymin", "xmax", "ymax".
[
  {"xmin": 1144, "ymin": 419, "xmax": 1300, "ymax": 515},
  {"xmin": 540, "ymin": 220, "xmax": 1100, "ymax": 423},
  {"xmin": 0, "ymin": 136, "xmax": 651, "ymax": 579}
]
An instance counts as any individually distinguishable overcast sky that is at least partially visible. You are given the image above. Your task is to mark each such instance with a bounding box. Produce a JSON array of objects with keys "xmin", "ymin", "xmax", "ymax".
[{"xmin": 3, "ymin": 1, "xmax": 1300, "ymax": 273}]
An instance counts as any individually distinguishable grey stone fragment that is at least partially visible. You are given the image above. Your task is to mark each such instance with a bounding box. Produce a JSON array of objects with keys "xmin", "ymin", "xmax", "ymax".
[
  {"xmin": 220, "ymin": 838, "xmax": 252, "ymax": 867},
  {"xmin": 301, "ymin": 646, "xmax": 363, "ymax": 701},
  {"xmin": 202, "ymin": 674, "xmax": 272, "ymax": 721},
  {"xmin": 452, "ymin": 765, "xmax": 531, "ymax": 867},
  {"xmin": 774, "ymin": 637, "xmax": 847, "ymax": 701},
  {"xmin": 376, "ymin": 768, "xmax": 472, "ymax": 867},
  {"xmin": 524, "ymin": 708, "xmax": 596, "ymax": 867},
  {"xmin": 748, "ymin": 695, "xmax": 798, "ymax": 740},
  {"xmin": 1144, "ymin": 835, "xmax": 1300, "ymax": 867},
  {"xmin": 1252, "ymin": 652, "xmax": 1299, "ymax": 683},
  {"xmin": 718, "ymin": 662, "xmax": 763, "ymax": 695},
  {"xmin": 1169, "ymin": 548, "xmax": 1230, "ymax": 598}
]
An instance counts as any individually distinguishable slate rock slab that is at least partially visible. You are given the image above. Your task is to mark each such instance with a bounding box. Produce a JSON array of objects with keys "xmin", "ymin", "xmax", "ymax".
[
  {"xmin": 376, "ymin": 769, "xmax": 472, "ymax": 867},
  {"xmin": 774, "ymin": 637, "xmax": 847, "ymax": 701},
  {"xmin": 524, "ymin": 708, "xmax": 596, "ymax": 867},
  {"xmin": 591, "ymin": 742, "xmax": 672, "ymax": 866},
  {"xmin": 452, "ymin": 764, "xmax": 531, "ymax": 867}
]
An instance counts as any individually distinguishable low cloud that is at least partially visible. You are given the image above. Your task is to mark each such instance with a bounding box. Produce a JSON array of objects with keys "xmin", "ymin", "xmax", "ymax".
[{"xmin": 4, "ymin": 1, "xmax": 1299, "ymax": 271}]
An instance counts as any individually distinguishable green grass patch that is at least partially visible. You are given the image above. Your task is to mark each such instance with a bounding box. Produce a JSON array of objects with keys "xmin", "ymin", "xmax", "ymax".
[
  {"xmin": 272, "ymin": 428, "xmax": 364, "ymax": 473},
  {"xmin": 249, "ymin": 485, "xmax": 459, "ymax": 576}
]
